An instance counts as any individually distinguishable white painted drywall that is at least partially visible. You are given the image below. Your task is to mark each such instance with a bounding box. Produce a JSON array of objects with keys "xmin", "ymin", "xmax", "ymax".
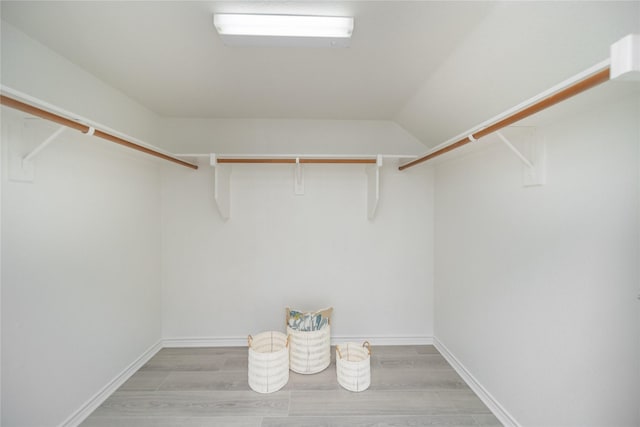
[
  {"xmin": 395, "ymin": 1, "xmax": 640, "ymax": 147},
  {"xmin": 1, "ymin": 108, "xmax": 163, "ymax": 426},
  {"xmin": 0, "ymin": 20, "xmax": 159, "ymax": 147},
  {"xmin": 158, "ymin": 115, "xmax": 435, "ymax": 343},
  {"xmin": 434, "ymin": 92, "xmax": 640, "ymax": 426},
  {"xmin": 158, "ymin": 117, "xmax": 426, "ymax": 156},
  {"xmin": 161, "ymin": 159, "xmax": 434, "ymax": 342}
]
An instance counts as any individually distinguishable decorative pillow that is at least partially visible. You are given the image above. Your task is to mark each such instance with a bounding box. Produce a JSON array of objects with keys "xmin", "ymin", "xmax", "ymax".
[{"xmin": 287, "ymin": 307, "xmax": 333, "ymax": 331}]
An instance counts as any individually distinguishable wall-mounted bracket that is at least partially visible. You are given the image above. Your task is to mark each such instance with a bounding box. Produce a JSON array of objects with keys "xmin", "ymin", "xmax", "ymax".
[
  {"xmin": 611, "ymin": 33, "xmax": 640, "ymax": 81},
  {"xmin": 207, "ymin": 153, "xmax": 386, "ymax": 220},
  {"xmin": 496, "ymin": 129, "xmax": 545, "ymax": 187},
  {"xmin": 294, "ymin": 157, "xmax": 304, "ymax": 195},
  {"xmin": 366, "ymin": 155, "xmax": 383, "ymax": 219},
  {"xmin": 210, "ymin": 154, "xmax": 231, "ymax": 220},
  {"xmin": 8, "ymin": 118, "xmax": 66, "ymax": 183},
  {"xmin": 23, "ymin": 125, "xmax": 66, "ymax": 164}
]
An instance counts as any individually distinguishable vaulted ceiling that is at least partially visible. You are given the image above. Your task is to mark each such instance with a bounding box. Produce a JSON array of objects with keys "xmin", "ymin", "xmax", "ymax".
[{"xmin": 1, "ymin": 1, "xmax": 638, "ymax": 149}]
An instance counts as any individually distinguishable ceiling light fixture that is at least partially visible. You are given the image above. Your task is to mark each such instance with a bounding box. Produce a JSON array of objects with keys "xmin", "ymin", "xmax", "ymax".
[{"xmin": 213, "ymin": 14, "xmax": 354, "ymax": 48}]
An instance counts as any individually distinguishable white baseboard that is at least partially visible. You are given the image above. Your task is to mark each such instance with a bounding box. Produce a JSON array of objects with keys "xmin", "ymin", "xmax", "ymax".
[
  {"xmin": 59, "ymin": 340, "xmax": 163, "ymax": 427},
  {"xmin": 434, "ymin": 337, "xmax": 520, "ymax": 427},
  {"xmin": 163, "ymin": 336, "xmax": 249, "ymax": 347},
  {"xmin": 163, "ymin": 335, "xmax": 433, "ymax": 347}
]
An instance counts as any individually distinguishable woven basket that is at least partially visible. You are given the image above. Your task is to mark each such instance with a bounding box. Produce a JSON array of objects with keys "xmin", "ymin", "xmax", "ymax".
[
  {"xmin": 336, "ymin": 341, "xmax": 371, "ymax": 392},
  {"xmin": 287, "ymin": 325, "xmax": 331, "ymax": 374},
  {"xmin": 247, "ymin": 331, "xmax": 290, "ymax": 393}
]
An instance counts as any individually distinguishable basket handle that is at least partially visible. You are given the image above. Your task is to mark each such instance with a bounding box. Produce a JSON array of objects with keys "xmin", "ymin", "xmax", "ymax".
[
  {"xmin": 247, "ymin": 335, "xmax": 253, "ymax": 348},
  {"xmin": 336, "ymin": 345, "xmax": 343, "ymax": 359},
  {"xmin": 285, "ymin": 307, "xmax": 290, "ymax": 328},
  {"xmin": 362, "ymin": 341, "xmax": 371, "ymax": 355},
  {"xmin": 286, "ymin": 334, "xmax": 291, "ymax": 348}
]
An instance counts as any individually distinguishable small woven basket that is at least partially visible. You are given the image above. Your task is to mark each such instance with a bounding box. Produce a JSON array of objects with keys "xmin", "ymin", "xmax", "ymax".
[
  {"xmin": 285, "ymin": 307, "xmax": 332, "ymax": 375},
  {"xmin": 336, "ymin": 341, "xmax": 371, "ymax": 392},
  {"xmin": 287, "ymin": 325, "xmax": 331, "ymax": 374},
  {"xmin": 247, "ymin": 331, "xmax": 290, "ymax": 393}
]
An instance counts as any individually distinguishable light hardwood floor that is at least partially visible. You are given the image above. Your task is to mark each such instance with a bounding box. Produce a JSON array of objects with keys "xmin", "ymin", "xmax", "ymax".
[{"xmin": 81, "ymin": 345, "xmax": 502, "ymax": 426}]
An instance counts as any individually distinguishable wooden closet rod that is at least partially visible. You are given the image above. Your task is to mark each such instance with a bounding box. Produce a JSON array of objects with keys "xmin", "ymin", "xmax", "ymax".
[
  {"xmin": 399, "ymin": 66, "xmax": 611, "ymax": 171},
  {"xmin": 0, "ymin": 94, "xmax": 198, "ymax": 170},
  {"xmin": 217, "ymin": 158, "xmax": 377, "ymax": 164}
]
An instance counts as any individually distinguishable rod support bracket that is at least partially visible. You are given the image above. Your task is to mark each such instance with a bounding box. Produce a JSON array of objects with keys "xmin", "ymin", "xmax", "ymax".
[
  {"xmin": 366, "ymin": 155, "xmax": 383, "ymax": 220},
  {"xmin": 294, "ymin": 157, "xmax": 304, "ymax": 195},
  {"xmin": 210, "ymin": 153, "xmax": 231, "ymax": 220},
  {"xmin": 8, "ymin": 119, "xmax": 66, "ymax": 183},
  {"xmin": 23, "ymin": 124, "xmax": 66, "ymax": 163},
  {"xmin": 496, "ymin": 128, "xmax": 545, "ymax": 187}
]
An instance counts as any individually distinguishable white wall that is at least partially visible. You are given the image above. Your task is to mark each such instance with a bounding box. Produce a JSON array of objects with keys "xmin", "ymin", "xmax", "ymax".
[
  {"xmin": 161, "ymin": 159, "xmax": 434, "ymax": 342},
  {"xmin": 1, "ymin": 22, "xmax": 167, "ymax": 427},
  {"xmin": 395, "ymin": 1, "xmax": 640, "ymax": 147},
  {"xmin": 1, "ymin": 20, "xmax": 160, "ymax": 149},
  {"xmin": 1, "ymin": 108, "xmax": 163, "ymax": 426},
  {"xmin": 434, "ymin": 93, "xmax": 640, "ymax": 426},
  {"xmin": 159, "ymin": 117, "xmax": 428, "ymax": 156},
  {"xmin": 159, "ymin": 116, "xmax": 435, "ymax": 343}
]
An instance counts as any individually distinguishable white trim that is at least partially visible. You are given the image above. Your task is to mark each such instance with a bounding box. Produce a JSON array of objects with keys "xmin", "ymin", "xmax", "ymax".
[
  {"xmin": 163, "ymin": 335, "xmax": 433, "ymax": 348},
  {"xmin": 58, "ymin": 340, "xmax": 162, "ymax": 427},
  {"xmin": 434, "ymin": 337, "xmax": 520, "ymax": 427},
  {"xmin": 175, "ymin": 153, "xmax": 419, "ymax": 159},
  {"xmin": 163, "ymin": 337, "xmax": 250, "ymax": 347}
]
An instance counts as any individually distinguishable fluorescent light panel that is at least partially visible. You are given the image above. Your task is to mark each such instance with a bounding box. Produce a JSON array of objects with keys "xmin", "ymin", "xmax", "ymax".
[{"xmin": 214, "ymin": 14, "xmax": 354, "ymax": 39}]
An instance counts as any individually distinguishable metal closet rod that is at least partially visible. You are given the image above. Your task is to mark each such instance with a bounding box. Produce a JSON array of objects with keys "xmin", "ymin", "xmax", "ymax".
[
  {"xmin": 0, "ymin": 94, "xmax": 199, "ymax": 170},
  {"xmin": 399, "ymin": 66, "xmax": 611, "ymax": 171},
  {"xmin": 217, "ymin": 158, "xmax": 377, "ymax": 164}
]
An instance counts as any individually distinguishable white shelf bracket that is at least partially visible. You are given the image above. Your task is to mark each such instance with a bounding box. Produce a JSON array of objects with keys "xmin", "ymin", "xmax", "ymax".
[
  {"xmin": 294, "ymin": 157, "xmax": 304, "ymax": 195},
  {"xmin": 366, "ymin": 154, "xmax": 383, "ymax": 219},
  {"xmin": 496, "ymin": 129, "xmax": 545, "ymax": 187},
  {"xmin": 8, "ymin": 119, "xmax": 66, "ymax": 183},
  {"xmin": 210, "ymin": 154, "xmax": 231, "ymax": 220},
  {"xmin": 23, "ymin": 125, "xmax": 66, "ymax": 164},
  {"xmin": 495, "ymin": 131, "xmax": 535, "ymax": 169}
]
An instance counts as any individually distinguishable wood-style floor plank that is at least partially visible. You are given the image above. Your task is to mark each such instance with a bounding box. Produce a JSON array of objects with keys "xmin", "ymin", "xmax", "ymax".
[
  {"xmin": 81, "ymin": 416, "xmax": 261, "ymax": 427},
  {"xmin": 368, "ymin": 368, "xmax": 468, "ymax": 391},
  {"xmin": 261, "ymin": 414, "xmax": 479, "ymax": 426},
  {"xmin": 140, "ymin": 354, "xmax": 224, "ymax": 371},
  {"xmin": 90, "ymin": 391, "xmax": 289, "ymax": 417},
  {"xmin": 289, "ymin": 366, "xmax": 340, "ymax": 390},
  {"xmin": 437, "ymin": 390, "xmax": 493, "ymax": 414},
  {"xmin": 118, "ymin": 371, "xmax": 170, "ymax": 391},
  {"xmin": 363, "ymin": 345, "xmax": 420, "ymax": 356},
  {"xmin": 373, "ymin": 353, "xmax": 452, "ymax": 370},
  {"xmin": 472, "ymin": 414, "xmax": 504, "ymax": 427},
  {"xmin": 415, "ymin": 345, "xmax": 440, "ymax": 354},
  {"xmin": 159, "ymin": 371, "xmax": 254, "ymax": 392},
  {"xmin": 289, "ymin": 390, "xmax": 457, "ymax": 416},
  {"xmin": 81, "ymin": 345, "xmax": 500, "ymax": 426}
]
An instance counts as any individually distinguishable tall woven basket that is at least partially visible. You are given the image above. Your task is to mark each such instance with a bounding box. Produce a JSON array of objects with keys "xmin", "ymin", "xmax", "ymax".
[
  {"xmin": 336, "ymin": 341, "xmax": 371, "ymax": 392},
  {"xmin": 247, "ymin": 331, "xmax": 290, "ymax": 393},
  {"xmin": 287, "ymin": 325, "xmax": 331, "ymax": 374}
]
